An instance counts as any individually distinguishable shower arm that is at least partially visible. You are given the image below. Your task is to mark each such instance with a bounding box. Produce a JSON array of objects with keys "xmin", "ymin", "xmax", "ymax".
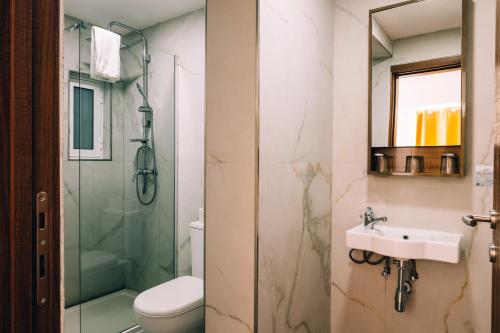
[{"xmin": 107, "ymin": 21, "xmax": 150, "ymax": 107}]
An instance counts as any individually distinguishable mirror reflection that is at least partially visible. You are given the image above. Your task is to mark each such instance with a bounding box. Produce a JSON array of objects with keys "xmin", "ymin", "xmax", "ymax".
[{"xmin": 370, "ymin": 0, "xmax": 463, "ymax": 148}]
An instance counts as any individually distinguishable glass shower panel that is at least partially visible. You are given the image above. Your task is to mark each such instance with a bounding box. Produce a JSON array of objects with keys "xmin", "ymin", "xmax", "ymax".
[
  {"xmin": 75, "ymin": 22, "xmax": 129, "ymax": 333},
  {"xmin": 62, "ymin": 16, "xmax": 82, "ymax": 333},
  {"xmin": 76, "ymin": 22, "xmax": 177, "ymax": 333},
  {"xmin": 120, "ymin": 40, "xmax": 177, "ymax": 294}
]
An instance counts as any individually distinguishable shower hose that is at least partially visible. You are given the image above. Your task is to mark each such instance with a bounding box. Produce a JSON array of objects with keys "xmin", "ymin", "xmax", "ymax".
[{"xmin": 135, "ymin": 119, "xmax": 158, "ymax": 206}]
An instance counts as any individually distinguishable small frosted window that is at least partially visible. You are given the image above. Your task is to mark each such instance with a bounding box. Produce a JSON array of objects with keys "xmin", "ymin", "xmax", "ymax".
[
  {"xmin": 69, "ymin": 79, "xmax": 104, "ymax": 159},
  {"xmin": 73, "ymin": 87, "xmax": 95, "ymax": 150}
]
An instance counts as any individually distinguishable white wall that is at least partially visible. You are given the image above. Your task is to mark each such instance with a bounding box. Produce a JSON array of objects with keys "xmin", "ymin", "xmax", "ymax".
[{"xmin": 332, "ymin": 0, "xmax": 495, "ymax": 332}]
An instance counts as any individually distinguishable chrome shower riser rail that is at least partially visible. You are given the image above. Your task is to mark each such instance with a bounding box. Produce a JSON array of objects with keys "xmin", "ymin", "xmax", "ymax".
[
  {"xmin": 107, "ymin": 21, "xmax": 151, "ymax": 142},
  {"xmin": 107, "ymin": 21, "xmax": 157, "ymax": 205}
]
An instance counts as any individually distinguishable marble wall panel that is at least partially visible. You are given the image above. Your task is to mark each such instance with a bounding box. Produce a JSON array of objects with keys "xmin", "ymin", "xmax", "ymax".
[
  {"xmin": 258, "ymin": 0, "xmax": 334, "ymax": 332},
  {"xmin": 205, "ymin": 0, "xmax": 258, "ymax": 331}
]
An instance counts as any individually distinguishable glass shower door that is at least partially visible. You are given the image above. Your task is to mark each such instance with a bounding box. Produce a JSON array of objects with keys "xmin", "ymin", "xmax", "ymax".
[
  {"xmin": 75, "ymin": 21, "xmax": 127, "ymax": 333},
  {"xmin": 62, "ymin": 17, "xmax": 83, "ymax": 333},
  {"xmin": 75, "ymin": 22, "xmax": 177, "ymax": 333},
  {"xmin": 63, "ymin": 14, "xmax": 177, "ymax": 333}
]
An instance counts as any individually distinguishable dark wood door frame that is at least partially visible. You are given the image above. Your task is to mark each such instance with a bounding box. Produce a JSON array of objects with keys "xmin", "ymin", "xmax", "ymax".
[
  {"xmin": 1, "ymin": 0, "xmax": 61, "ymax": 332},
  {"xmin": 493, "ymin": 145, "xmax": 500, "ymax": 332},
  {"xmin": 494, "ymin": 1, "xmax": 500, "ymax": 332}
]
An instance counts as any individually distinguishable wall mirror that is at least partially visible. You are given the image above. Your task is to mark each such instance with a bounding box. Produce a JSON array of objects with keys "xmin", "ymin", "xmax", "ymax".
[{"xmin": 368, "ymin": 0, "xmax": 466, "ymax": 177}]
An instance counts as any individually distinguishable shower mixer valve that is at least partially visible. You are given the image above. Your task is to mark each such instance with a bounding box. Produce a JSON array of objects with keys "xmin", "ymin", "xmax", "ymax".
[
  {"xmin": 132, "ymin": 168, "xmax": 158, "ymax": 181},
  {"xmin": 138, "ymin": 106, "xmax": 153, "ymax": 113},
  {"xmin": 129, "ymin": 138, "xmax": 148, "ymax": 144}
]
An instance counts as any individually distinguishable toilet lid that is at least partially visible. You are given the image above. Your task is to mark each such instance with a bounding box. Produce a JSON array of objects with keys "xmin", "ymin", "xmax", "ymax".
[{"xmin": 134, "ymin": 276, "xmax": 203, "ymax": 317}]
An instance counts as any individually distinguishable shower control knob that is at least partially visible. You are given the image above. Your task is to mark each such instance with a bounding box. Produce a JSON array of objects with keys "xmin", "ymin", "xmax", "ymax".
[{"xmin": 489, "ymin": 243, "xmax": 498, "ymax": 263}]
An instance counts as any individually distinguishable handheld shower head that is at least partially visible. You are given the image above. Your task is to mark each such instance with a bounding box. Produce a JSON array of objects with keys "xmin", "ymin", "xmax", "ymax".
[{"xmin": 136, "ymin": 83, "xmax": 150, "ymax": 107}]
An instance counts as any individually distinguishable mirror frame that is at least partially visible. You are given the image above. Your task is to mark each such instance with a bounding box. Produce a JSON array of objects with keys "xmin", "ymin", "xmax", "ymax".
[{"xmin": 367, "ymin": 0, "xmax": 468, "ymax": 177}]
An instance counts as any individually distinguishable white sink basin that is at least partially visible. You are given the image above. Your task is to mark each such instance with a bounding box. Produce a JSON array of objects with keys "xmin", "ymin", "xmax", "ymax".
[{"xmin": 346, "ymin": 224, "xmax": 464, "ymax": 263}]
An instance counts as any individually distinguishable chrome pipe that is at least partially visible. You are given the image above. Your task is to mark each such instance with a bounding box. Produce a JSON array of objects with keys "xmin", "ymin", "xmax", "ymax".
[
  {"xmin": 394, "ymin": 259, "xmax": 414, "ymax": 313},
  {"xmin": 107, "ymin": 22, "xmax": 151, "ymax": 141},
  {"xmin": 108, "ymin": 21, "xmax": 157, "ymax": 205},
  {"xmin": 64, "ymin": 21, "xmax": 88, "ymax": 32}
]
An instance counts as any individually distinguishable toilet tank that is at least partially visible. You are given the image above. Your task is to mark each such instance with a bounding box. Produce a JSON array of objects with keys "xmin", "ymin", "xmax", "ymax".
[{"xmin": 189, "ymin": 221, "xmax": 204, "ymax": 279}]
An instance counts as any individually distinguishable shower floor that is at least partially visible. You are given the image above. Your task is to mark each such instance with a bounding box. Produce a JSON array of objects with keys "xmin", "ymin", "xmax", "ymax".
[{"xmin": 65, "ymin": 289, "xmax": 140, "ymax": 333}]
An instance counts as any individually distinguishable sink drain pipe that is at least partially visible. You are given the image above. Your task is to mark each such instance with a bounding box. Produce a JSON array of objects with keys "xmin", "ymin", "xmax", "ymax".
[
  {"xmin": 394, "ymin": 259, "xmax": 410, "ymax": 312},
  {"xmin": 394, "ymin": 259, "xmax": 418, "ymax": 312},
  {"xmin": 349, "ymin": 250, "xmax": 419, "ymax": 313}
]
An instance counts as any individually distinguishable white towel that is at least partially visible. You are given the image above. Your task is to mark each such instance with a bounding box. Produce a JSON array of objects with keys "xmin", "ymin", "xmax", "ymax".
[{"xmin": 90, "ymin": 26, "xmax": 121, "ymax": 83}]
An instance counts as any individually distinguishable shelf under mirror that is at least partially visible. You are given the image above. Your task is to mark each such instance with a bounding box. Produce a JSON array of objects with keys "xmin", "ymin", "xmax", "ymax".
[{"xmin": 369, "ymin": 146, "xmax": 464, "ymax": 177}]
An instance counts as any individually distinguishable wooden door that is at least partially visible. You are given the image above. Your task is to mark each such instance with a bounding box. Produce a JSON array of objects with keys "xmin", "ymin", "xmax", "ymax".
[{"xmin": 0, "ymin": 0, "xmax": 61, "ymax": 331}]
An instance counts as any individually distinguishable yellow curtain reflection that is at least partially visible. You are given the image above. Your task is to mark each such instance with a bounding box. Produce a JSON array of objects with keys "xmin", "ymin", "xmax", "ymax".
[
  {"xmin": 415, "ymin": 111, "xmax": 424, "ymax": 146},
  {"xmin": 414, "ymin": 107, "xmax": 460, "ymax": 146},
  {"xmin": 446, "ymin": 108, "xmax": 461, "ymax": 145}
]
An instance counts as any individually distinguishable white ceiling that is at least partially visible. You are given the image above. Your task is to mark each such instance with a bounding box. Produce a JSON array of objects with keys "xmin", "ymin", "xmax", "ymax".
[
  {"xmin": 373, "ymin": 0, "xmax": 462, "ymax": 40},
  {"xmin": 64, "ymin": 0, "xmax": 205, "ymax": 30}
]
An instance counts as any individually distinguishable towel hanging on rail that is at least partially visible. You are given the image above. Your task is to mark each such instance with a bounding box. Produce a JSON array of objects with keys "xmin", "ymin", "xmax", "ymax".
[{"xmin": 90, "ymin": 26, "xmax": 121, "ymax": 83}]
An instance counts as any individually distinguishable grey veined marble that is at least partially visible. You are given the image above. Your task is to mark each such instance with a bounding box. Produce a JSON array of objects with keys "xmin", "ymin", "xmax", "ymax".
[{"xmin": 258, "ymin": 0, "xmax": 334, "ymax": 331}]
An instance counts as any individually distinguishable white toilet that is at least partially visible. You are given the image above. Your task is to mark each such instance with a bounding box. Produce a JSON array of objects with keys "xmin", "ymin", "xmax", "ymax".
[{"xmin": 134, "ymin": 221, "xmax": 204, "ymax": 333}]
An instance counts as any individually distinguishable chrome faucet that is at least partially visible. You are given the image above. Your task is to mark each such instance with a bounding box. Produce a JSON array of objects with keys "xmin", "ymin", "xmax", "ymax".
[{"xmin": 363, "ymin": 207, "xmax": 388, "ymax": 229}]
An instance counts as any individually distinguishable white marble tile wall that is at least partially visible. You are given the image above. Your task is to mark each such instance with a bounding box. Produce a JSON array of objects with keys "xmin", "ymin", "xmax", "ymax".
[
  {"xmin": 258, "ymin": 0, "xmax": 334, "ymax": 332},
  {"xmin": 141, "ymin": 9, "xmax": 206, "ymax": 277},
  {"xmin": 120, "ymin": 43, "xmax": 176, "ymax": 291},
  {"xmin": 120, "ymin": 8, "xmax": 205, "ymax": 288},
  {"xmin": 331, "ymin": 0, "xmax": 495, "ymax": 332},
  {"xmin": 205, "ymin": 0, "xmax": 258, "ymax": 331}
]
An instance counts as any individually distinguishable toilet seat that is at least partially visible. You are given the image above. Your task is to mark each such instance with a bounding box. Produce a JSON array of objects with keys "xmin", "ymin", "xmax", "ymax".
[{"xmin": 134, "ymin": 276, "xmax": 203, "ymax": 318}]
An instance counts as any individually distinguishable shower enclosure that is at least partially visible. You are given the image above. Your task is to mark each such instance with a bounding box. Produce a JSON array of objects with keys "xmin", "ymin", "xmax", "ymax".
[{"xmin": 63, "ymin": 17, "xmax": 176, "ymax": 333}]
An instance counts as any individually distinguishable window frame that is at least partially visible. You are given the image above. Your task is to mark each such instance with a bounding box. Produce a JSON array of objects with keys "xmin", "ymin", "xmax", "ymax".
[
  {"xmin": 388, "ymin": 55, "xmax": 462, "ymax": 146},
  {"xmin": 68, "ymin": 79, "xmax": 104, "ymax": 160}
]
